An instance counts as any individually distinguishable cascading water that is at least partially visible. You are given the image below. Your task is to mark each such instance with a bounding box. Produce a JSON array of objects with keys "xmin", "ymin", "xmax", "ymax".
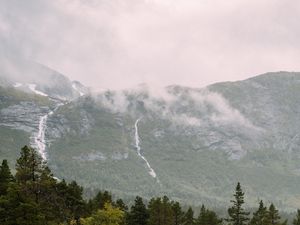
[
  {"xmin": 34, "ymin": 114, "xmax": 49, "ymax": 160},
  {"xmin": 32, "ymin": 103, "xmax": 64, "ymax": 160},
  {"xmin": 134, "ymin": 118, "xmax": 159, "ymax": 181}
]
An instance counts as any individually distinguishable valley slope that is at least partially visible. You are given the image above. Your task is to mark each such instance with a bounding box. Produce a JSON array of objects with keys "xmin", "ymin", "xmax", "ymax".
[{"xmin": 1, "ymin": 62, "xmax": 300, "ymax": 210}]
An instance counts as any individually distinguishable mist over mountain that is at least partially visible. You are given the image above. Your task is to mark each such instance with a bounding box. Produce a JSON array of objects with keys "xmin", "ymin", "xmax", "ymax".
[
  {"xmin": 1, "ymin": 60, "xmax": 300, "ymax": 210},
  {"xmin": 0, "ymin": 55, "xmax": 89, "ymax": 100}
]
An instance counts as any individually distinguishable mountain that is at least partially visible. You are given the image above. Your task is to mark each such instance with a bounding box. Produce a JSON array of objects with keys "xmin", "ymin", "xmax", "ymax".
[
  {"xmin": 0, "ymin": 57, "xmax": 88, "ymax": 163},
  {"xmin": 0, "ymin": 55, "xmax": 89, "ymax": 100},
  {"xmin": 1, "ymin": 61, "xmax": 300, "ymax": 210}
]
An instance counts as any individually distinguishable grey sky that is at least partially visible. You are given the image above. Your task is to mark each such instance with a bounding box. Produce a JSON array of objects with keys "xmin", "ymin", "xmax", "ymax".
[{"xmin": 0, "ymin": 0, "xmax": 300, "ymax": 89}]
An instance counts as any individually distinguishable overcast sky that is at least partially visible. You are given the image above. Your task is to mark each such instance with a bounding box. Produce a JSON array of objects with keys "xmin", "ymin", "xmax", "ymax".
[{"xmin": 0, "ymin": 0, "xmax": 300, "ymax": 89}]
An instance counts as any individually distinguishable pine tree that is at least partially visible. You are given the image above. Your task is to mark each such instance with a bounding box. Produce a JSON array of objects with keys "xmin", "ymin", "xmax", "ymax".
[
  {"xmin": 267, "ymin": 204, "xmax": 287, "ymax": 225},
  {"xmin": 227, "ymin": 182, "xmax": 250, "ymax": 225},
  {"xmin": 15, "ymin": 145, "xmax": 44, "ymax": 184},
  {"xmin": 148, "ymin": 197, "xmax": 162, "ymax": 225},
  {"xmin": 183, "ymin": 207, "xmax": 195, "ymax": 225},
  {"xmin": 89, "ymin": 190, "xmax": 113, "ymax": 211},
  {"xmin": 161, "ymin": 196, "xmax": 174, "ymax": 225},
  {"xmin": 128, "ymin": 196, "xmax": 149, "ymax": 225},
  {"xmin": 115, "ymin": 198, "xmax": 128, "ymax": 225},
  {"xmin": 67, "ymin": 181, "xmax": 85, "ymax": 223},
  {"xmin": 0, "ymin": 182, "xmax": 45, "ymax": 225},
  {"xmin": 172, "ymin": 201, "xmax": 184, "ymax": 225},
  {"xmin": 38, "ymin": 166, "xmax": 63, "ymax": 223},
  {"xmin": 55, "ymin": 179, "xmax": 86, "ymax": 223},
  {"xmin": 196, "ymin": 205, "xmax": 222, "ymax": 225},
  {"xmin": 148, "ymin": 196, "xmax": 174, "ymax": 225},
  {"xmin": 250, "ymin": 200, "xmax": 268, "ymax": 225},
  {"xmin": 293, "ymin": 209, "xmax": 300, "ymax": 225},
  {"xmin": 115, "ymin": 198, "xmax": 128, "ymax": 211},
  {"xmin": 0, "ymin": 159, "xmax": 14, "ymax": 195}
]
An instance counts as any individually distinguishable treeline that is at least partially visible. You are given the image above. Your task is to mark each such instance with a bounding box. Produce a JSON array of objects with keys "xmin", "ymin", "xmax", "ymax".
[{"xmin": 0, "ymin": 146, "xmax": 300, "ymax": 225}]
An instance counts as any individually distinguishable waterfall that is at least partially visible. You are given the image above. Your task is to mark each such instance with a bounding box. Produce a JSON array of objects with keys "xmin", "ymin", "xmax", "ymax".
[
  {"xmin": 134, "ymin": 118, "xmax": 159, "ymax": 180},
  {"xmin": 32, "ymin": 103, "xmax": 64, "ymax": 160}
]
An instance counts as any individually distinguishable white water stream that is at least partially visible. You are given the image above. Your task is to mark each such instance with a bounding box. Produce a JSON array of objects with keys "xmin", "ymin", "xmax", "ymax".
[
  {"xmin": 134, "ymin": 118, "xmax": 159, "ymax": 180},
  {"xmin": 33, "ymin": 103, "xmax": 64, "ymax": 160}
]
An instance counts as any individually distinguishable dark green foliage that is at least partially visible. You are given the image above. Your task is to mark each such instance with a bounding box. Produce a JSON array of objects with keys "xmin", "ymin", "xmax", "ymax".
[
  {"xmin": 227, "ymin": 182, "xmax": 250, "ymax": 225},
  {"xmin": 127, "ymin": 196, "xmax": 149, "ymax": 225},
  {"xmin": 0, "ymin": 182, "xmax": 45, "ymax": 225},
  {"xmin": 0, "ymin": 159, "xmax": 14, "ymax": 195},
  {"xmin": 268, "ymin": 204, "xmax": 280, "ymax": 225},
  {"xmin": 196, "ymin": 205, "xmax": 222, "ymax": 225},
  {"xmin": 15, "ymin": 145, "xmax": 44, "ymax": 184},
  {"xmin": 89, "ymin": 190, "xmax": 112, "ymax": 211},
  {"xmin": 148, "ymin": 197, "xmax": 162, "ymax": 225},
  {"xmin": 115, "ymin": 198, "xmax": 128, "ymax": 211},
  {"xmin": 172, "ymin": 201, "xmax": 184, "ymax": 225},
  {"xmin": 161, "ymin": 196, "xmax": 174, "ymax": 225},
  {"xmin": 65, "ymin": 181, "xmax": 85, "ymax": 222},
  {"xmin": 0, "ymin": 145, "xmax": 295, "ymax": 225},
  {"xmin": 115, "ymin": 198, "xmax": 128, "ymax": 225},
  {"xmin": 250, "ymin": 200, "xmax": 268, "ymax": 225},
  {"xmin": 267, "ymin": 203, "xmax": 287, "ymax": 225},
  {"xmin": 183, "ymin": 207, "xmax": 195, "ymax": 225},
  {"xmin": 293, "ymin": 209, "xmax": 300, "ymax": 225},
  {"xmin": 0, "ymin": 146, "xmax": 87, "ymax": 224},
  {"xmin": 148, "ymin": 196, "xmax": 174, "ymax": 225}
]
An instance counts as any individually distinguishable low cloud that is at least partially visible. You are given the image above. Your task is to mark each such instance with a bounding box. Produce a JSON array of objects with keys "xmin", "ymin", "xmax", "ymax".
[
  {"xmin": 95, "ymin": 85, "xmax": 260, "ymax": 130},
  {"xmin": 0, "ymin": 0, "xmax": 300, "ymax": 89}
]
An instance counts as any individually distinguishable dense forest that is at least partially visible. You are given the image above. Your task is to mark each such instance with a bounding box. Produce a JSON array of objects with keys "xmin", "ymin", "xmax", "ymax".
[{"xmin": 0, "ymin": 146, "xmax": 299, "ymax": 225}]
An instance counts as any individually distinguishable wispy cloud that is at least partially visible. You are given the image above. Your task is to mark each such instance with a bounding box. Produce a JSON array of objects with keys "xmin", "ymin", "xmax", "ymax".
[{"xmin": 94, "ymin": 85, "xmax": 260, "ymax": 131}]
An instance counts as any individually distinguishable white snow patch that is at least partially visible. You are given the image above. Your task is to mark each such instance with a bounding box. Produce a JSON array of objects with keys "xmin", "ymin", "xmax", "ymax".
[
  {"xmin": 72, "ymin": 83, "xmax": 84, "ymax": 96},
  {"xmin": 28, "ymin": 84, "xmax": 48, "ymax": 96},
  {"xmin": 13, "ymin": 82, "xmax": 23, "ymax": 88}
]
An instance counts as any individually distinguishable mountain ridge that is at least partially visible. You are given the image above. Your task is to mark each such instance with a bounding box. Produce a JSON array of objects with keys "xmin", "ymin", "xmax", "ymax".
[{"xmin": 1, "ymin": 62, "xmax": 300, "ymax": 210}]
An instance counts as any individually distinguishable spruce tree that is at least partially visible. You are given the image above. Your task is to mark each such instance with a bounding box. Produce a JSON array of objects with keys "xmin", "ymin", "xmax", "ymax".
[
  {"xmin": 293, "ymin": 209, "xmax": 300, "ymax": 225},
  {"xmin": 127, "ymin": 196, "xmax": 148, "ymax": 225},
  {"xmin": 15, "ymin": 145, "xmax": 44, "ymax": 184},
  {"xmin": 196, "ymin": 205, "xmax": 222, "ymax": 225},
  {"xmin": 15, "ymin": 146, "xmax": 52, "ymax": 207},
  {"xmin": 115, "ymin": 199, "xmax": 128, "ymax": 225},
  {"xmin": 148, "ymin": 196, "xmax": 175, "ymax": 225},
  {"xmin": 172, "ymin": 201, "xmax": 184, "ymax": 225},
  {"xmin": 91, "ymin": 190, "xmax": 112, "ymax": 211},
  {"xmin": 115, "ymin": 198, "xmax": 128, "ymax": 212},
  {"xmin": 67, "ymin": 181, "xmax": 85, "ymax": 223},
  {"xmin": 1, "ymin": 182, "xmax": 45, "ymax": 225},
  {"xmin": 0, "ymin": 146, "xmax": 89, "ymax": 224},
  {"xmin": 183, "ymin": 207, "xmax": 195, "ymax": 225},
  {"xmin": 162, "ymin": 196, "xmax": 174, "ymax": 225},
  {"xmin": 267, "ymin": 204, "xmax": 286, "ymax": 225},
  {"xmin": 148, "ymin": 197, "xmax": 162, "ymax": 225},
  {"xmin": 0, "ymin": 159, "xmax": 14, "ymax": 195},
  {"xmin": 227, "ymin": 182, "xmax": 250, "ymax": 225},
  {"xmin": 250, "ymin": 200, "xmax": 268, "ymax": 225}
]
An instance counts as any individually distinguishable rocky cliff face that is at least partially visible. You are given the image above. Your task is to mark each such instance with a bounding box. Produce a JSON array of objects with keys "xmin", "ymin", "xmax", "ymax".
[
  {"xmin": 1, "ymin": 64, "xmax": 300, "ymax": 210},
  {"xmin": 0, "ymin": 58, "xmax": 88, "ymax": 161}
]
